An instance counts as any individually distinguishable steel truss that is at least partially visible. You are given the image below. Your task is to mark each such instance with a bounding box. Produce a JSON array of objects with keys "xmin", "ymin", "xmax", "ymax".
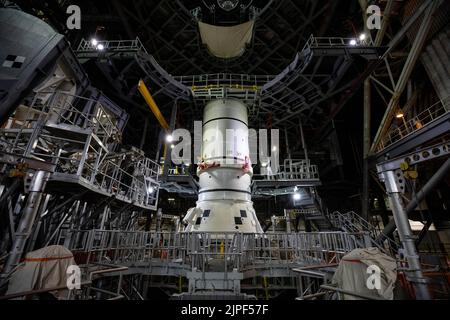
[{"xmin": 0, "ymin": 89, "xmax": 161, "ymax": 278}]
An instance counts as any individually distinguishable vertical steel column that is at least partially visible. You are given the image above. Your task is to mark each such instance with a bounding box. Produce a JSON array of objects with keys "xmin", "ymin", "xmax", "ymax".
[
  {"xmin": 284, "ymin": 128, "xmax": 291, "ymax": 160},
  {"xmin": 362, "ymin": 78, "xmax": 371, "ymax": 221},
  {"xmin": 381, "ymin": 170, "xmax": 430, "ymax": 299},
  {"xmin": 380, "ymin": 157, "xmax": 450, "ymax": 239},
  {"xmin": 284, "ymin": 209, "xmax": 291, "ymax": 233},
  {"xmin": 140, "ymin": 117, "xmax": 149, "ymax": 150},
  {"xmin": 2, "ymin": 170, "xmax": 48, "ymax": 276},
  {"xmin": 299, "ymin": 119, "xmax": 308, "ymax": 163},
  {"xmin": 361, "ymin": 0, "xmax": 372, "ymax": 220},
  {"xmin": 163, "ymin": 100, "xmax": 178, "ymax": 180}
]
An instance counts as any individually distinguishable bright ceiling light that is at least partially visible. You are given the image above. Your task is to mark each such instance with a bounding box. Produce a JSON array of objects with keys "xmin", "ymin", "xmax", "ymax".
[
  {"xmin": 96, "ymin": 44, "xmax": 105, "ymax": 51},
  {"xmin": 396, "ymin": 112, "xmax": 404, "ymax": 118},
  {"xmin": 170, "ymin": 144, "xmax": 175, "ymax": 149},
  {"xmin": 91, "ymin": 38, "xmax": 98, "ymax": 46},
  {"xmin": 166, "ymin": 134, "xmax": 173, "ymax": 143},
  {"xmin": 293, "ymin": 193, "xmax": 301, "ymax": 201},
  {"xmin": 349, "ymin": 39, "xmax": 357, "ymax": 46},
  {"xmin": 359, "ymin": 33, "xmax": 366, "ymax": 41},
  {"xmin": 147, "ymin": 186, "xmax": 155, "ymax": 194}
]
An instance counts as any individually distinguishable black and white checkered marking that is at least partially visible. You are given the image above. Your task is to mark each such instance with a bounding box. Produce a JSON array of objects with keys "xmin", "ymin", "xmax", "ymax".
[{"xmin": 2, "ymin": 55, "xmax": 26, "ymax": 69}]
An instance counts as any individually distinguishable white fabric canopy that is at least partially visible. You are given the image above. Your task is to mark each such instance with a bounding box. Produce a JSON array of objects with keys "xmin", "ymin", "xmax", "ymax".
[
  {"xmin": 198, "ymin": 20, "xmax": 255, "ymax": 59},
  {"xmin": 6, "ymin": 245, "xmax": 77, "ymax": 299},
  {"xmin": 332, "ymin": 247, "xmax": 397, "ymax": 300}
]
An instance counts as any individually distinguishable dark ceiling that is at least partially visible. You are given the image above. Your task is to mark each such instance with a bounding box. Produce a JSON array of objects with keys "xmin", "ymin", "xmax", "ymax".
[
  {"xmin": 11, "ymin": 0, "xmax": 375, "ymax": 187},
  {"xmin": 15, "ymin": 0, "xmax": 364, "ymax": 75}
]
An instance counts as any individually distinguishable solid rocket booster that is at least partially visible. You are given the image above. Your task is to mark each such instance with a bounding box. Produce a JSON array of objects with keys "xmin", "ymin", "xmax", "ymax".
[{"xmin": 184, "ymin": 99, "xmax": 263, "ymax": 233}]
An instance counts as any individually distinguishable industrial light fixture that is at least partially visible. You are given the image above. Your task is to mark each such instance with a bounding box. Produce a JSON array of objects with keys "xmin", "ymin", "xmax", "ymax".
[
  {"xmin": 91, "ymin": 38, "xmax": 98, "ymax": 46},
  {"xmin": 96, "ymin": 44, "xmax": 105, "ymax": 51},
  {"xmin": 217, "ymin": 0, "xmax": 239, "ymax": 11},
  {"xmin": 166, "ymin": 134, "xmax": 174, "ymax": 143},
  {"xmin": 170, "ymin": 144, "xmax": 175, "ymax": 149},
  {"xmin": 293, "ymin": 193, "xmax": 301, "ymax": 201},
  {"xmin": 147, "ymin": 186, "xmax": 155, "ymax": 194},
  {"xmin": 272, "ymin": 146, "xmax": 277, "ymax": 152},
  {"xmin": 396, "ymin": 112, "xmax": 404, "ymax": 118},
  {"xmin": 359, "ymin": 33, "xmax": 366, "ymax": 41},
  {"xmin": 349, "ymin": 39, "xmax": 357, "ymax": 46}
]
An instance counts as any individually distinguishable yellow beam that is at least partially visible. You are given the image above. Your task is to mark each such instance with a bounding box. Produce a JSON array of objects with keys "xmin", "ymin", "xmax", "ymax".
[{"xmin": 138, "ymin": 79, "xmax": 170, "ymax": 130}]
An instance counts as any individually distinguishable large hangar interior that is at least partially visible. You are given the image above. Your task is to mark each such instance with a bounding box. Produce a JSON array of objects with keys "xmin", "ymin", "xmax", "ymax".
[{"xmin": 0, "ymin": 0, "xmax": 449, "ymax": 302}]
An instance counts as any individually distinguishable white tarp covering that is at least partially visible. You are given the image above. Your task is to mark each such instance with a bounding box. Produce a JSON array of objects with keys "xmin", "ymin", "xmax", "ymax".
[
  {"xmin": 198, "ymin": 20, "xmax": 255, "ymax": 59},
  {"xmin": 6, "ymin": 245, "xmax": 77, "ymax": 299},
  {"xmin": 332, "ymin": 247, "xmax": 397, "ymax": 300}
]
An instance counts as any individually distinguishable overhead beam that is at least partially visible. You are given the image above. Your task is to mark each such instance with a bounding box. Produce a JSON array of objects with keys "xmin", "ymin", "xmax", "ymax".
[
  {"xmin": 370, "ymin": 0, "xmax": 441, "ymax": 153},
  {"xmin": 138, "ymin": 79, "xmax": 170, "ymax": 130}
]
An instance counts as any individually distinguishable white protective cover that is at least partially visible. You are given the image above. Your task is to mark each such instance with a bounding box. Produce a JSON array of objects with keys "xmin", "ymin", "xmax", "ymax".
[
  {"xmin": 331, "ymin": 247, "xmax": 397, "ymax": 300},
  {"xmin": 198, "ymin": 21, "xmax": 255, "ymax": 58},
  {"xmin": 6, "ymin": 245, "xmax": 77, "ymax": 299}
]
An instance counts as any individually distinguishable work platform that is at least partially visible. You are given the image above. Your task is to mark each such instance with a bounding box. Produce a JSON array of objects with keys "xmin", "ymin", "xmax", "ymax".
[{"xmin": 63, "ymin": 229, "xmax": 372, "ymax": 299}]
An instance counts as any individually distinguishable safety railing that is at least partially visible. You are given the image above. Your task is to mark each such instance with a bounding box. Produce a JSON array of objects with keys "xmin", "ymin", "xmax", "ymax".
[
  {"xmin": 1, "ymin": 90, "xmax": 121, "ymax": 148},
  {"xmin": 76, "ymin": 37, "xmax": 148, "ymax": 54},
  {"xmin": 281, "ymin": 159, "xmax": 320, "ymax": 180},
  {"xmin": 261, "ymin": 159, "xmax": 319, "ymax": 181},
  {"xmin": 377, "ymin": 97, "xmax": 450, "ymax": 152},
  {"xmin": 173, "ymin": 73, "xmax": 274, "ymax": 89},
  {"xmin": 302, "ymin": 35, "xmax": 373, "ymax": 52},
  {"xmin": 80, "ymin": 152, "xmax": 160, "ymax": 209},
  {"xmin": 67, "ymin": 230, "xmax": 370, "ymax": 272},
  {"xmin": 0, "ymin": 90, "xmax": 161, "ymax": 210},
  {"xmin": 328, "ymin": 211, "xmax": 397, "ymax": 255}
]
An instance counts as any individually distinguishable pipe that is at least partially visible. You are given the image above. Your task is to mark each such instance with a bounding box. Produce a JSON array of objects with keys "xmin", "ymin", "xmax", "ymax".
[
  {"xmin": 383, "ymin": 170, "xmax": 431, "ymax": 299},
  {"xmin": 320, "ymin": 285, "xmax": 383, "ymax": 300},
  {"xmin": 379, "ymin": 157, "xmax": 450, "ymax": 240},
  {"xmin": 2, "ymin": 170, "xmax": 48, "ymax": 277}
]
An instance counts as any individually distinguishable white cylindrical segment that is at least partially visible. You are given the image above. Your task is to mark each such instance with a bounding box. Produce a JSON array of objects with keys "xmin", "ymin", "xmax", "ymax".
[{"xmin": 185, "ymin": 99, "xmax": 262, "ymax": 233}]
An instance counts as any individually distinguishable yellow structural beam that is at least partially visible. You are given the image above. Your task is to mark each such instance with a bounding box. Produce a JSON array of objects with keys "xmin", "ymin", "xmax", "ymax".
[{"xmin": 138, "ymin": 79, "xmax": 170, "ymax": 130}]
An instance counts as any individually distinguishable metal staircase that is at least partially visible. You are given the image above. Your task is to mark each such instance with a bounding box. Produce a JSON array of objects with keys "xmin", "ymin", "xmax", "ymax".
[{"xmin": 328, "ymin": 211, "xmax": 397, "ymax": 255}]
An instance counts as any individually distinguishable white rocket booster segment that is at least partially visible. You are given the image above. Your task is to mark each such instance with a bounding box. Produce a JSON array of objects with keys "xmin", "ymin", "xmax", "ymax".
[{"xmin": 184, "ymin": 99, "xmax": 263, "ymax": 233}]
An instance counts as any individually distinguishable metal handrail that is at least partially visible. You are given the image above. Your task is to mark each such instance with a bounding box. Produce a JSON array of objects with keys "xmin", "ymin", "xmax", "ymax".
[
  {"xmin": 68, "ymin": 230, "xmax": 370, "ymax": 271},
  {"xmin": 76, "ymin": 37, "xmax": 147, "ymax": 54},
  {"xmin": 378, "ymin": 97, "xmax": 450, "ymax": 151},
  {"xmin": 320, "ymin": 284, "xmax": 384, "ymax": 300},
  {"xmin": 329, "ymin": 211, "xmax": 397, "ymax": 255},
  {"xmin": 174, "ymin": 73, "xmax": 275, "ymax": 88},
  {"xmin": 0, "ymin": 90, "xmax": 161, "ymax": 209}
]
